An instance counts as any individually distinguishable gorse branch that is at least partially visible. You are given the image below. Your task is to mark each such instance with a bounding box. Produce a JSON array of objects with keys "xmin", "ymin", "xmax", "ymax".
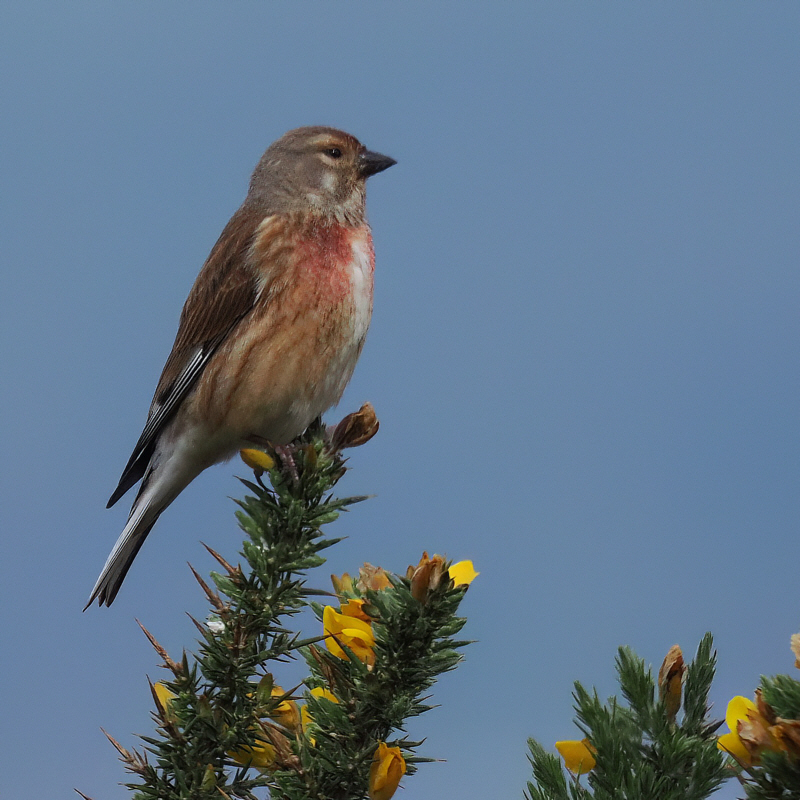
[
  {"xmin": 92, "ymin": 406, "xmax": 476, "ymax": 800},
  {"xmin": 527, "ymin": 635, "xmax": 728, "ymax": 800},
  {"xmin": 528, "ymin": 630, "xmax": 800, "ymax": 800}
]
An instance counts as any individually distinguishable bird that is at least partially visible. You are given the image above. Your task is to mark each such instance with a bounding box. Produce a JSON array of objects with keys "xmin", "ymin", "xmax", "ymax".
[{"xmin": 86, "ymin": 126, "xmax": 395, "ymax": 608}]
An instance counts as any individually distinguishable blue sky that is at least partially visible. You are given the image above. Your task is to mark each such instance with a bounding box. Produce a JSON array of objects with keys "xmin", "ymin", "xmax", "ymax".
[{"xmin": 1, "ymin": 4, "xmax": 798, "ymax": 798}]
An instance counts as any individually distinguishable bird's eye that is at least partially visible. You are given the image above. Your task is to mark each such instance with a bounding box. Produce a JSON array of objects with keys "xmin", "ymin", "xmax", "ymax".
[{"xmin": 325, "ymin": 147, "xmax": 342, "ymax": 159}]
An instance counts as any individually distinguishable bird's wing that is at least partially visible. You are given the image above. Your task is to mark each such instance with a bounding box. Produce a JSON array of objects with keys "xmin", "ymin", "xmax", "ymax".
[{"xmin": 107, "ymin": 206, "xmax": 270, "ymax": 507}]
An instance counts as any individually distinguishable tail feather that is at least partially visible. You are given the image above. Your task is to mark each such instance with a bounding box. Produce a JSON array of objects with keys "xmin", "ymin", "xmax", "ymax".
[
  {"xmin": 86, "ymin": 487, "xmax": 163, "ymax": 609},
  {"xmin": 89, "ymin": 433, "xmax": 206, "ymax": 608}
]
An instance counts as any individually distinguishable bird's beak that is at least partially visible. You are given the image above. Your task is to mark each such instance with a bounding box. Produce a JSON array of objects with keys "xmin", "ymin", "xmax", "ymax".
[{"xmin": 359, "ymin": 149, "xmax": 397, "ymax": 177}]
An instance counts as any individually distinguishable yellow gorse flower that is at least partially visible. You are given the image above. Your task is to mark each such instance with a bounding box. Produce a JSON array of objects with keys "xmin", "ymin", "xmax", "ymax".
[
  {"xmin": 153, "ymin": 682, "xmax": 176, "ymax": 711},
  {"xmin": 323, "ymin": 604, "xmax": 375, "ymax": 665},
  {"xmin": 449, "ymin": 560, "xmax": 479, "ymax": 587},
  {"xmin": 368, "ymin": 741, "xmax": 406, "ymax": 800},
  {"xmin": 555, "ymin": 739, "xmax": 596, "ymax": 774},
  {"xmin": 229, "ymin": 683, "xmax": 295, "ymax": 769},
  {"xmin": 268, "ymin": 686, "xmax": 300, "ymax": 732},
  {"xmin": 309, "ymin": 686, "xmax": 338, "ymax": 704},
  {"xmin": 301, "ymin": 686, "xmax": 339, "ymax": 730},
  {"xmin": 153, "ymin": 680, "xmax": 293, "ymax": 771},
  {"xmin": 239, "ymin": 449, "xmax": 276, "ymax": 472},
  {"xmin": 228, "ymin": 737, "xmax": 276, "ymax": 770},
  {"xmin": 301, "ymin": 686, "xmax": 340, "ymax": 746},
  {"xmin": 340, "ymin": 597, "xmax": 372, "ymax": 622},
  {"xmin": 717, "ymin": 694, "xmax": 788, "ymax": 766},
  {"xmin": 718, "ymin": 696, "xmax": 759, "ymax": 765}
]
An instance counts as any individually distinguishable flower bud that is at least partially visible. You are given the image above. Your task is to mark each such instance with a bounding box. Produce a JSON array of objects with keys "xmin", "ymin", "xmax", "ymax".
[
  {"xmin": 331, "ymin": 572, "xmax": 355, "ymax": 597},
  {"xmin": 408, "ymin": 552, "xmax": 446, "ymax": 604},
  {"xmin": 658, "ymin": 644, "xmax": 684, "ymax": 723},
  {"xmin": 331, "ymin": 402, "xmax": 379, "ymax": 450},
  {"xmin": 358, "ymin": 563, "xmax": 392, "ymax": 592}
]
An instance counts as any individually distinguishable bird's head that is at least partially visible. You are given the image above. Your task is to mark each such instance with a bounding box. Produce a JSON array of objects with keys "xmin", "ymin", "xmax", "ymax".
[{"xmin": 248, "ymin": 126, "xmax": 396, "ymax": 223}]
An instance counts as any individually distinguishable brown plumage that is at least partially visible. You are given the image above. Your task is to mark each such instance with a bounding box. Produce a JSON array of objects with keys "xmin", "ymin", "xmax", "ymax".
[{"xmin": 88, "ymin": 127, "xmax": 395, "ymax": 607}]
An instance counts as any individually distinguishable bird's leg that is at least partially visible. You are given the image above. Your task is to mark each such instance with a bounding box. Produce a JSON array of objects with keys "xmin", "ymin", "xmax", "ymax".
[{"xmin": 273, "ymin": 444, "xmax": 300, "ymax": 484}]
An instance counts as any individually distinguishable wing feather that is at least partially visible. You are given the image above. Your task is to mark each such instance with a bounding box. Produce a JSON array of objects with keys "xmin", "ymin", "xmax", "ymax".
[{"xmin": 107, "ymin": 206, "xmax": 268, "ymax": 507}]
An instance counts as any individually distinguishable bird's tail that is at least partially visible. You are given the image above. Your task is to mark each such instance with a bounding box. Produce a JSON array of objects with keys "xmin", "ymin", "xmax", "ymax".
[
  {"xmin": 87, "ymin": 433, "xmax": 208, "ymax": 608},
  {"xmin": 85, "ymin": 487, "xmax": 164, "ymax": 609}
]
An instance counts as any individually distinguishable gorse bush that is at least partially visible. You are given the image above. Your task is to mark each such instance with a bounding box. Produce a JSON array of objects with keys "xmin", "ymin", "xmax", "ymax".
[
  {"xmin": 84, "ymin": 407, "xmax": 800, "ymax": 800},
  {"xmin": 527, "ymin": 634, "xmax": 800, "ymax": 800},
  {"xmin": 86, "ymin": 407, "xmax": 476, "ymax": 800}
]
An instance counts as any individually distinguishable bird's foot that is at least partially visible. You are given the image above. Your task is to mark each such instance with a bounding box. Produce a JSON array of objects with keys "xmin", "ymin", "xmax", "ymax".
[
  {"xmin": 274, "ymin": 444, "xmax": 300, "ymax": 484},
  {"xmin": 242, "ymin": 436, "xmax": 298, "ymax": 485},
  {"xmin": 243, "ymin": 402, "xmax": 378, "ymax": 486}
]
